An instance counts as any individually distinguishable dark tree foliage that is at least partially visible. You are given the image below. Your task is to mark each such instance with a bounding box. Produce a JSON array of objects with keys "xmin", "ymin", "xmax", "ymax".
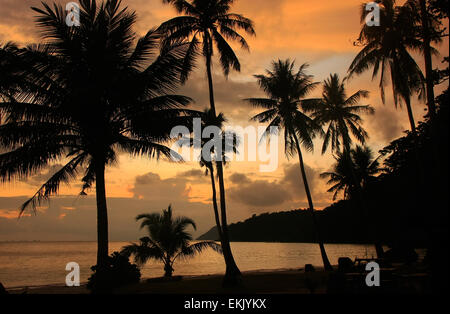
[
  {"xmin": 87, "ymin": 252, "xmax": 141, "ymax": 294},
  {"xmin": 200, "ymin": 85, "xmax": 449, "ymax": 250}
]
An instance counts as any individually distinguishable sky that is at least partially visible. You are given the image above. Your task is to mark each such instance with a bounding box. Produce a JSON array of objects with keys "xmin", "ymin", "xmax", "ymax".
[{"xmin": 0, "ymin": 0, "xmax": 448, "ymax": 241}]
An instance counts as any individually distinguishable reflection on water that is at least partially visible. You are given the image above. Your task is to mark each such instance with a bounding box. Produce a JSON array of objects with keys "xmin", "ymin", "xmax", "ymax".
[{"xmin": 0, "ymin": 241, "xmax": 424, "ymax": 288}]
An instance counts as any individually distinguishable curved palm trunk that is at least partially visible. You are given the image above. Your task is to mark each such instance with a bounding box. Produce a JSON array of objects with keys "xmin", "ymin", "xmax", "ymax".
[
  {"xmin": 293, "ymin": 134, "xmax": 333, "ymax": 271},
  {"xmin": 208, "ymin": 165, "xmax": 224, "ymax": 240},
  {"xmin": 419, "ymin": 0, "xmax": 436, "ymax": 120},
  {"xmin": 216, "ymin": 161, "xmax": 242, "ymax": 286},
  {"xmin": 95, "ymin": 160, "xmax": 109, "ymax": 267},
  {"xmin": 205, "ymin": 50, "xmax": 242, "ymax": 286},
  {"xmin": 405, "ymin": 97, "xmax": 417, "ymax": 135}
]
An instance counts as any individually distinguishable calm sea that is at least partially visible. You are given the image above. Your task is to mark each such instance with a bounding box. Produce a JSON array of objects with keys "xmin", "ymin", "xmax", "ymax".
[{"xmin": 0, "ymin": 241, "xmax": 424, "ymax": 288}]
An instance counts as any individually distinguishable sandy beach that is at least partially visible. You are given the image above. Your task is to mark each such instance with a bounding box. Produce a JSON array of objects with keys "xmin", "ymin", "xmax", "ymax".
[{"xmin": 6, "ymin": 268, "xmax": 330, "ymax": 294}]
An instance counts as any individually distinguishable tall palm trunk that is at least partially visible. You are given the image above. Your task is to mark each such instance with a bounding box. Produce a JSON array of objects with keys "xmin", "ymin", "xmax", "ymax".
[
  {"xmin": 419, "ymin": 0, "xmax": 436, "ymax": 120},
  {"xmin": 208, "ymin": 165, "xmax": 223, "ymax": 240},
  {"xmin": 405, "ymin": 97, "xmax": 417, "ymax": 134},
  {"xmin": 293, "ymin": 134, "xmax": 333, "ymax": 271},
  {"xmin": 205, "ymin": 48, "xmax": 242, "ymax": 286},
  {"xmin": 95, "ymin": 159, "xmax": 109, "ymax": 267},
  {"xmin": 342, "ymin": 141, "xmax": 384, "ymax": 258},
  {"xmin": 216, "ymin": 161, "xmax": 242, "ymax": 286}
]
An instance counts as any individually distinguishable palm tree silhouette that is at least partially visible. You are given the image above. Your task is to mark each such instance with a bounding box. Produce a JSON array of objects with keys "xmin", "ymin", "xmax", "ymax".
[
  {"xmin": 305, "ymin": 74, "xmax": 383, "ymax": 256},
  {"xmin": 348, "ymin": 0, "xmax": 425, "ymax": 135},
  {"xmin": 349, "ymin": 1, "xmax": 429, "ymax": 236},
  {"xmin": 178, "ymin": 109, "xmax": 239, "ymax": 241},
  {"xmin": 321, "ymin": 145, "xmax": 383, "ymax": 201},
  {"xmin": 177, "ymin": 108, "xmax": 239, "ymax": 267},
  {"xmin": 0, "ymin": 42, "xmax": 23, "ymax": 104},
  {"xmin": 406, "ymin": 0, "xmax": 444, "ymax": 120},
  {"xmin": 305, "ymin": 73, "xmax": 373, "ymax": 155},
  {"xmin": 121, "ymin": 205, "xmax": 222, "ymax": 277},
  {"xmin": 0, "ymin": 0, "xmax": 195, "ymax": 267},
  {"xmin": 198, "ymin": 110, "xmax": 226, "ymax": 243},
  {"xmin": 246, "ymin": 59, "xmax": 333, "ymax": 271},
  {"xmin": 198, "ymin": 109, "xmax": 239, "ymax": 242},
  {"xmin": 159, "ymin": 0, "xmax": 255, "ymax": 286}
]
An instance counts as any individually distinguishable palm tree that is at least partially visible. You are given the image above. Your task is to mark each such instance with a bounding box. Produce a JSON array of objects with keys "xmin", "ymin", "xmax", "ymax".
[
  {"xmin": 348, "ymin": 0, "xmax": 425, "ymax": 136},
  {"xmin": 305, "ymin": 74, "xmax": 383, "ymax": 256},
  {"xmin": 246, "ymin": 59, "xmax": 333, "ymax": 271},
  {"xmin": 321, "ymin": 145, "xmax": 383, "ymax": 201},
  {"xmin": 305, "ymin": 73, "xmax": 374, "ymax": 155},
  {"xmin": 159, "ymin": 0, "xmax": 255, "ymax": 285},
  {"xmin": 0, "ymin": 0, "xmax": 196, "ymax": 268},
  {"xmin": 197, "ymin": 109, "xmax": 239, "ymax": 242},
  {"xmin": 349, "ymin": 1, "xmax": 430, "ymax": 238},
  {"xmin": 177, "ymin": 108, "xmax": 239, "ymax": 263},
  {"xmin": 406, "ymin": 0, "xmax": 445, "ymax": 120},
  {"xmin": 121, "ymin": 205, "xmax": 222, "ymax": 277}
]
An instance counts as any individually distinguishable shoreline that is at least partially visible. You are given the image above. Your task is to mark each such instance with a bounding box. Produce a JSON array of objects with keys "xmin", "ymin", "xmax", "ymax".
[{"xmin": 6, "ymin": 267, "xmax": 329, "ymax": 294}]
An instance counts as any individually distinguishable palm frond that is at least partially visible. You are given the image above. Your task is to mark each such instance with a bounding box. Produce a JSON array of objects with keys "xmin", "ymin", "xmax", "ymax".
[
  {"xmin": 175, "ymin": 241, "xmax": 222, "ymax": 261},
  {"xmin": 19, "ymin": 153, "xmax": 86, "ymax": 215}
]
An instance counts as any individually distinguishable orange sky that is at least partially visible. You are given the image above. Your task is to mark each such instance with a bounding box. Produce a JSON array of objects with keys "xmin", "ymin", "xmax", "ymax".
[{"xmin": 0, "ymin": 0, "xmax": 448, "ymax": 240}]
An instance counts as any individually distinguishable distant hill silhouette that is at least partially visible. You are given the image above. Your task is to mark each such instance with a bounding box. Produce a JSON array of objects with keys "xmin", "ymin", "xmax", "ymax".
[{"xmin": 198, "ymin": 200, "xmax": 428, "ymax": 246}]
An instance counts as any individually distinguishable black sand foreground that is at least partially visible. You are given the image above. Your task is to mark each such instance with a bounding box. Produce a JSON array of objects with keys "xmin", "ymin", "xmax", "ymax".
[{"xmin": 6, "ymin": 268, "xmax": 330, "ymax": 294}]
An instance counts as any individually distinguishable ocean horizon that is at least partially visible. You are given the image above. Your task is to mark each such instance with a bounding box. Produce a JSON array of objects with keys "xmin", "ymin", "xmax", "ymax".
[{"xmin": 0, "ymin": 241, "xmax": 426, "ymax": 288}]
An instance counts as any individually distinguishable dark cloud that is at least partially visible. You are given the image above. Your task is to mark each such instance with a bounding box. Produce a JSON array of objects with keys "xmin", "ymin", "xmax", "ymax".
[
  {"xmin": 176, "ymin": 168, "xmax": 209, "ymax": 184},
  {"xmin": 130, "ymin": 172, "xmax": 188, "ymax": 201},
  {"xmin": 178, "ymin": 169, "xmax": 204, "ymax": 178},
  {"xmin": 229, "ymin": 173, "xmax": 251, "ymax": 184},
  {"xmin": 280, "ymin": 162, "xmax": 321, "ymax": 198},
  {"xmin": 178, "ymin": 70, "xmax": 263, "ymax": 123},
  {"xmin": 366, "ymin": 104, "xmax": 408, "ymax": 144},
  {"xmin": 227, "ymin": 162, "xmax": 322, "ymax": 209},
  {"xmin": 228, "ymin": 178, "xmax": 292, "ymax": 207}
]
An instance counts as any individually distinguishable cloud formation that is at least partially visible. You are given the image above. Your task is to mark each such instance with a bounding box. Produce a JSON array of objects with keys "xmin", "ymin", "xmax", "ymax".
[
  {"xmin": 227, "ymin": 162, "xmax": 326, "ymax": 210},
  {"xmin": 0, "ymin": 170, "xmax": 217, "ymax": 240}
]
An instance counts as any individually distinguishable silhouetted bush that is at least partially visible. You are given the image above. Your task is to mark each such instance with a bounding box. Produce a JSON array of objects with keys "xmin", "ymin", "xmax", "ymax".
[
  {"xmin": 338, "ymin": 257, "xmax": 354, "ymax": 273},
  {"xmin": 0, "ymin": 282, "xmax": 8, "ymax": 295},
  {"xmin": 87, "ymin": 252, "xmax": 141, "ymax": 294}
]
